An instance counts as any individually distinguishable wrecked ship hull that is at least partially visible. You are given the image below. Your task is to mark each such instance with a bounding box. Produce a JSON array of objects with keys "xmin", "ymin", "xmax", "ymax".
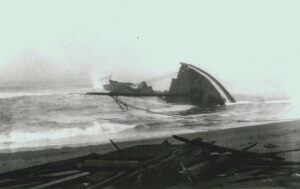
[{"xmin": 168, "ymin": 63, "xmax": 235, "ymax": 106}]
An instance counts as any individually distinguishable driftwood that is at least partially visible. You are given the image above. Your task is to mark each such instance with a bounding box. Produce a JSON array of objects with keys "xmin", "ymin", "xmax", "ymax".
[
  {"xmin": 238, "ymin": 164, "xmax": 300, "ymax": 169},
  {"xmin": 81, "ymin": 160, "xmax": 140, "ymax": 169},
  {"xmin": 179, "ymin": 152, "xmax": 233, "ymax": 183},
  {"xmin": 86, "ymin": 171, "xmax": 116, "ymax": 183},
  {"xmin": 87, "ymin": 170, "xmax": 128, "ymax": 189},
  {"xmin": 2, "ymin": 181, "xmax": 44, "ymax": 189},
  {"xmin": 0, "ymin": 179, "xmax": 44, "ymax": 189},
  {"xmin": 1, "ymin": 136, "xmax": 300, "ymax": 189},
  {"xmin": 110, "ymin": 139, "xmax": 122, "ymax": 152},
  {"xmin": 173, "ymin": 135, "xmax": 285, "ymax": 161},
  {"xmin": 29, "ymin": 172, "xmax": 90, "ymax": 189},
  {"xmin": 119, "ymin": 150, "xmax": 172, "ymax": 183},
  {"xmin": 93, "ymin": 142, "xmax": 172, "ymax": 163},
  {"xmin": 34, "ymin": 170, "xmax": 81, "ymax": 177}
]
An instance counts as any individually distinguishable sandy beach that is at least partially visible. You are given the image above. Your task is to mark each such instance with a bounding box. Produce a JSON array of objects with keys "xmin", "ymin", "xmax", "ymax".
[{"xmin": 1, "ymin": 119, "xmax": 300, "ymax": 175}]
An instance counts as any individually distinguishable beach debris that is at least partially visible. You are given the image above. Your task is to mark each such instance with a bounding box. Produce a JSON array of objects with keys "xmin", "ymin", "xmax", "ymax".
[
  {"xmin": 35, "ymin": 170, "xmax": 81, "ymax": 177},
  {"xmin": 86, "ymin": 171, "xmax": 116, "ymax": 183},
  {"xmin": 291, "ymin": 173, "xmax": 300, "ymax": 177},
  {"xmin": 172, "ymin": 135, "xmax": 285, "ymax": 161},
  {"xmin": 81, "ymin": 160, "xmax": 140, "ymax": 169},
  {"xmin": 109, "ymin": 139, "xmax": 122, "ymax": 152},
  {"xmin": 87, "ymin": 170, "xmax": 128, "ymax": 189},
  {"xmin": 263, "ymin": 143, "xmax": 278, "ymax": 149},
  {"xmin": 1, "ymin": 137, "xmax": 300, "ymax": 189},
  {"xmin": 29, "ymin": 172, "xmax": 90, "ymax": 189}
]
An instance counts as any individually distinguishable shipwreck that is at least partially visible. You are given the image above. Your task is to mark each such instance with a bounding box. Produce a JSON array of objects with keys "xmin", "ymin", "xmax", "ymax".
[
  {"xmin": 168, "ymin": 63, "xmax": 235, "ymax": 105},
  {"xmin": 103, "ymin": 79, "xmax": 155, "ymax": 95},
  {"xmin": 88, "ymin": 63, "xmax": 235, "ymax": 106}
]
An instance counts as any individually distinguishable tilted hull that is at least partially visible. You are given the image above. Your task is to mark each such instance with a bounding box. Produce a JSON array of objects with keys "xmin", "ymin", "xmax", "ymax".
[{"xmin": 168, "ymin": 63, "xmax": 235, "ymax": 105}]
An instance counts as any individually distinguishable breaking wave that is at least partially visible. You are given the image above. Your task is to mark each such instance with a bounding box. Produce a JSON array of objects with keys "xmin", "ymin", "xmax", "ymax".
[
  {"xmin": 0, "ymin": 89, "xmax": 298, "ymax": 152},
  {"xmin": 0, "ymin": 121, "xmax": 136, "ymax": 152}
]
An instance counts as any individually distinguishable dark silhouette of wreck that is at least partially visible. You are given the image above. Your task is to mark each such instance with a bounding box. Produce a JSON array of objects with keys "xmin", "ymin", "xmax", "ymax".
[
  {"xmin": 88, "ymin": 63, "xmax": 235, "ymax": 106},
  {"xmin": 168, "ymin": 63, "xmax": 235, "ymax": 105},
  {"xmin": 103, "ymin": 79, "xmax": 154, "ymax": 95}
]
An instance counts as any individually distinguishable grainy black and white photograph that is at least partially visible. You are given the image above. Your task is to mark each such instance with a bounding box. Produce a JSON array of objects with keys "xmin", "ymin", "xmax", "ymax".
[{"xmin": 1, "ymin": 1, "xmax": 300, "ymax": 188}]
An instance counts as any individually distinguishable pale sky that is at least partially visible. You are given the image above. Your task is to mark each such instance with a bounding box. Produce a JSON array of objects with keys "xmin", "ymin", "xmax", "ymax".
[{"xmin": 0, "ymin": 0, "xmax": 300, "ymax": 98}]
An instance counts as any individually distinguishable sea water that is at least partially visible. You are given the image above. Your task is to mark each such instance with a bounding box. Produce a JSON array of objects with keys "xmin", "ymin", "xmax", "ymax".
[{"xmin": 0, "ymin": 84, "xmax": 299, "ymax": 153}]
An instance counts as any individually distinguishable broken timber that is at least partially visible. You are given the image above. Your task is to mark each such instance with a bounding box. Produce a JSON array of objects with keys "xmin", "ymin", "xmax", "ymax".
[
  {"xmin": 80, "ymin": 160, "xmax": 140, "ymax": 169},
  {"xmin": 29, "ymin": 172, "xmax": 90, "ymax": 189},
  {"xmin": 2, "ymin": 137, "xmax": 300, "ymax": 189},
  {"xmin": 172, "ymin": 135, "xmax": 285, "ymax": 161},
  {"xmin": 86, "ymin": 92, "xmax": 186, "ymax": 97},
  {"xmin": 110, "ymin": 139, "xmax": 122, "ymax": 152}
]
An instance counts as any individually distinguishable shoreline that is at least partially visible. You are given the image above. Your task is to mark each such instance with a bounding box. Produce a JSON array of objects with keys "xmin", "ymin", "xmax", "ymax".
[
  {"xmin": 1, "ymin": 119, "xmax": 300, "ymax": 174},
  {"xmin": 0, "ymin": 119, "xmax": 289, "ymax": 154}
]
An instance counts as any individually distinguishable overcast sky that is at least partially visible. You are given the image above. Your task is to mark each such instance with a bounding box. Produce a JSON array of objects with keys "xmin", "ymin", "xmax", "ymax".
[{"xmin": 0, "ymin": 0, "xmax": 299, "ymax": 98}]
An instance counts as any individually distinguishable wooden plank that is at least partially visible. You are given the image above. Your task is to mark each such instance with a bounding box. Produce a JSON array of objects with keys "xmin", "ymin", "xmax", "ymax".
[
  {"xmin": 88, "ymin": 151, "xmax": 172, "ymax": 188},
  {"xmin": 87, "ymin": 171, "xmax": 116, "ymax": 183},
  {"xmin": 241, "ymin": 143, "xmax": 257, "ymax": 151},
  {"xmin": 87, "ymin": 170, "xmax": 128, "ymax": 189},
  {"xmin": 118, "ymin": 151, "xmax": 172, "ymax": 183},
  {"xmin": 29, "ymin": 172, "xmax": 90, "ymax": 189},
  {"xmin": 2, "ymin": 181, "xmax": 43, "ymax": 189},
  {"xmin": 82, "ymin": 160, "xmax": 140, "ymax": 169},
  {"xmin": 172, "ymin": 135, "xmax": 284, "ymax": 161},
  {"xmin": 179, "ymin": 152, "xmax": 233, "ymax": 180},
  {"xmin": 238, "ymin": 164, "xmax": 300, "ymax": 169},
  {"xmin": 96, "ymin": 142, "xmax": 173, "ymax": 161},
  {"xmin": 173, "ymin": 135, "xmax": 245, "ymax": 153},
  {"xmin": 36, "ymin": 170, "xmax": 81, "ymax": 177},
  {"xmin": 109, "ymin": 139, "xmax": 122, "ymax": 152}
]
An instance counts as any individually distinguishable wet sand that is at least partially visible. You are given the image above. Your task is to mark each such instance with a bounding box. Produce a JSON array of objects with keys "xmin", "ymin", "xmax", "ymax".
[{"xmin": 1, "ymin": 119, "xmax": 300, "ymax": 174}]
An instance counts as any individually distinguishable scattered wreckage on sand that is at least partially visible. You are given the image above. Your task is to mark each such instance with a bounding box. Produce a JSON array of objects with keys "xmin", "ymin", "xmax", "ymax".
[{"xmin": 1, "ymin": 135, "xmax": 300, "ymax": 189}]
